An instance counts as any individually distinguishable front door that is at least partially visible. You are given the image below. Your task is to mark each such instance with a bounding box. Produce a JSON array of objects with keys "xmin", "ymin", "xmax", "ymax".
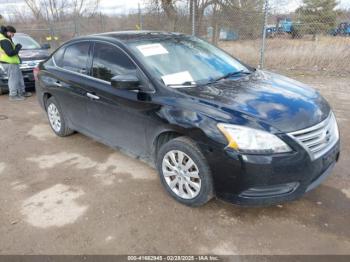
[{"xmin": 84, "ymin": 42, "xmax": 156, "ymax": 157}]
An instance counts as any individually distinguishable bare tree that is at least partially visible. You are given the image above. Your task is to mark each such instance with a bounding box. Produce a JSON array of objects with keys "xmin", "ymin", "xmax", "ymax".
[
  {"xmin": 24, "ymin": 0, "xmax": 44, "ymax": 20},
  {"xmin": 0, "ymin": 14, "xmax": 4, "ymax": 25},
  {"xmin": 148, "ymin": 0, "xmax": 214, "ymax": 32},
  {"xmin": 23, "ymin": 0, "xmax": 100, "ymax": 22},
  {"xmin": 71, "ymin": 0, "xmax": 100, "ymax": 17},
  {"xmin": 159, "ymin": 0, "xmax": 180, "ymax": 30},
  {"xmin": 194, "ymin": 0, "xmax": 217, "ymax": 35}
]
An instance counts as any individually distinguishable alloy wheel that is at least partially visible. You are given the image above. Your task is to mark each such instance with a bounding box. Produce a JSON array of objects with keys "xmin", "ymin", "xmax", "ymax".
[
  {"xmin": 162, "ymin": 150, "xmax": 201, "ymax": 199},
  {"xmin": 47, "ymin": 103, "xmax": 62, "ymax": 133}
]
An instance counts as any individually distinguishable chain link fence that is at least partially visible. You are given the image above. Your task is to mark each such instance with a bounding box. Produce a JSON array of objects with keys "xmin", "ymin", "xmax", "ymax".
[
  {"xmin": 192, "ymin": 0, "xmax": 350, "ymax": 75},
  {"xmin": 262, "ymin": 0, "xmax": 350, "ymax": 75},
  {"xmin": 7, "ymin": 0, "xmax": 350, "ymax": 75}
]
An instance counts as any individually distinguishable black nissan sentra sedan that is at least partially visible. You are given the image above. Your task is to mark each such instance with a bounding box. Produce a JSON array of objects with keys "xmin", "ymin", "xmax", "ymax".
[{"xmin": 35, "ymin": 31, "xmax": 340, "ymax": 207}]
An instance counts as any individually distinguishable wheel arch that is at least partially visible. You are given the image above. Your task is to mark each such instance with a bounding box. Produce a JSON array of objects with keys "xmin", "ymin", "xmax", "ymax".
[
  {"xmin": 151, "ymin": 125, "xmax": 211, "ymax": 162},
  {"xmin": 42, "ymin": 92, "xmax": 53, "ymax": 111}
]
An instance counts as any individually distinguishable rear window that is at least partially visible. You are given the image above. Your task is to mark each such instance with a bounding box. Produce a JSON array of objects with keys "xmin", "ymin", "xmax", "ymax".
[
  {"xmin": 53, "ymin": 48, "xmax": 65, "ymax": 67},
  {"xmin": 61, "ymin": 42, "xmax": 90, "ymax": 74}
]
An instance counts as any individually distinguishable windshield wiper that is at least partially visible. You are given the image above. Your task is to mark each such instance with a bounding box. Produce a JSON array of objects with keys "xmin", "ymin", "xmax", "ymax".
[
  {"xmin": 213, "ymin": 70, "xmax": 252, "ymax": 83},
  {"xmin": 165, "ymin": 70, "xmax": 253, "ymax": 88}
]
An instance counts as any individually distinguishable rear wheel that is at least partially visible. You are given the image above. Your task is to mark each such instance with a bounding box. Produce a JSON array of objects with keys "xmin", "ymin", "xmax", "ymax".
[
  {"xmin": 156, "ymin": 136, "xmax": 214, "ymax": 207},
  {"xmin": 46, "ymin": 97, "xmax": 74, "ymax": 137}
]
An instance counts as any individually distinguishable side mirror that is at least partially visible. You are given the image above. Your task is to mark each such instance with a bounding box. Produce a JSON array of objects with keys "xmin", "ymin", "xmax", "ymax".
[
  {"xmin": 41, "ymin": 43, "xmax": 51, "ymax": 49},
  {"xmin": 111, "ymin": 74, "xmax": 140, "ymax": 90}
]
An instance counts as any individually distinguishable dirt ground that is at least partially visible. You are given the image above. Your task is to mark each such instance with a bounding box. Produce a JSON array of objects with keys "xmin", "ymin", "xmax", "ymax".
[{"xmin": 0, "ymin": 73, "xmax": 349, "ymax": 255}]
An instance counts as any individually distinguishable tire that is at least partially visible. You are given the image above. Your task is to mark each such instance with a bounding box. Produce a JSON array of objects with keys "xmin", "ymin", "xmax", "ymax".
[
  {"xmin": 156, "ymin": 136, "xmax": 214, "ymax": 207},
  {"xmin": 46, "ymin": 96, "xmax": 74, "ymax": 137}
]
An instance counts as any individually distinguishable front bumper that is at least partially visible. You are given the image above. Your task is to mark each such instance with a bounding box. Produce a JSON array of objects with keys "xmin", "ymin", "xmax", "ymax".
[
  {"xmin": 203, "ymin": 138, "xmax": 340, "ymax": 206},
  {"xmin": 0, "ymin": 63, "xmax": 38, "ymax": 93}
]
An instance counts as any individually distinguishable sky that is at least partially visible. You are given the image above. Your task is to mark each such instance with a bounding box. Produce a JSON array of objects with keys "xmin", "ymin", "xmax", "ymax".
[
  {"xmin": 98, "ymin": 0, "xmax": 144, "ymax": 14},
  {"xmin": 270, "ymin": 0, "xmax": 350, "ymax": 13},
  {"xmin": 0, "ymin": 0, "xmax": 146, "ymax": 17},
  {"xmin": 0, "ymin": 0, "xmax": 349, "ymax": 18}
]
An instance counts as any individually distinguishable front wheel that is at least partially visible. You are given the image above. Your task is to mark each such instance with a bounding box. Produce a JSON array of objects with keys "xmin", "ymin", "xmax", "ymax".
[
  {"xmin": 46, "ymin": 97, "xmax": 74, "ymax": 137},
  {"xmin": 156, "ymin": 137, "xmax": 214, "ymax": 207}
]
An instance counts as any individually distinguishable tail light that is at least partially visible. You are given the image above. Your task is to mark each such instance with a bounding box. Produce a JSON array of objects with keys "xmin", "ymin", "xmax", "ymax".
[{"xmin": 33, "ymin": 66, "xmax": 40, "ymax": 81}]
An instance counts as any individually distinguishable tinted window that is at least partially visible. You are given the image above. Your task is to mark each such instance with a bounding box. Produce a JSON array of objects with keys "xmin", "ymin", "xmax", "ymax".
[
  {"xmin": 92, "ymin": 43, "xmax": 136, "ymax": 82},
  {"xmin": 62, "ymin": 42, "xmax": 90, "ymax": 74},
  {"xmin": 53, "ymin": 47, "xmax": 65, "ymax": 67}
]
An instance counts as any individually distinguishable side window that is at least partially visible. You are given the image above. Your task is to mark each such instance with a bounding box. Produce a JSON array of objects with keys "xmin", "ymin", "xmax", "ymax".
[
  {"xmin": 92, "ymin": 43, "xmax": 136, "ymax": 82},
  {"xmin": 53, "ymin": 47, "xmax": 65, "ymax": 67},
  {"xmin": 62, "ymin": 42, "xmax": 90, "ymax": 74},
  {"xmin": 43, "ymin": 57, "xmax": 54, "ymax": 67}
]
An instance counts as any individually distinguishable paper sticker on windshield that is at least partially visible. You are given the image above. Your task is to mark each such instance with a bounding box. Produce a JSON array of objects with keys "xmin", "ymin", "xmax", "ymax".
[
  {"xmin": 136, "ymin": 43, "xmax": 168, "ymax": 57},
  {"xmin": 161, "ymin": 71, "xmax": 194, "ymax": 86}
]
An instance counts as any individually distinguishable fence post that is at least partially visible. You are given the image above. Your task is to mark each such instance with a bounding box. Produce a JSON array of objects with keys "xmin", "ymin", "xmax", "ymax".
[
  {"xmin": 138, "ymin": 2, "xmax": 143, "ymax": 30},
  {"xmin": 192, "ymin": 0, "xmax": 196, "ymax": 36},
  {"xmin": 74, "ymin": 15, "xmax": 80, "ymax": 36},
  {"xmin": 259, "ymin": 0, "xmax": 269, "ymax": 69}
]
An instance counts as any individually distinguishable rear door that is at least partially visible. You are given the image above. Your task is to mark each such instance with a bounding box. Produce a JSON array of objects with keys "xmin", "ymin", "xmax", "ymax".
[{"xmin": 51, "ymin": 41, "xmax": 93, "ymax": 131}]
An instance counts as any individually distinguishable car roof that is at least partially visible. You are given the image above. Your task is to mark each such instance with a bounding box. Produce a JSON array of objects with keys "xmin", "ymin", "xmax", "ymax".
[
  {"xmin": 96, "ymin": 31, "xmax": 185, "ymax": 41},
  {"xmin": 14, "ymin": 33, "xmax": 30, "ymax": 37},
  {"xmin": 71, "ymin": 31, "xmax": 187, "ymax": 45}
]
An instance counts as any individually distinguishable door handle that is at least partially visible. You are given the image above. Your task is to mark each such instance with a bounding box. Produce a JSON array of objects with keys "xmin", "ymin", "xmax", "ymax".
[
  {"xmin": 86, "ymin": 92, "xmax": 100, "ymax": 100},
  {"xmin": 53, "ymin": 81, "xmax": 62, "ymax": 87}
]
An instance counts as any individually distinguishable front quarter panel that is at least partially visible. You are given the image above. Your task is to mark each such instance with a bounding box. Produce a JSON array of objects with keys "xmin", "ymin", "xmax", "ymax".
[
  {"xmin": 152, "ymin": 96, "xmax": 230, "ymax": 147},
  {"xmin": 151, "ymin": 92, "xmax": 281, "ymax": 149}
]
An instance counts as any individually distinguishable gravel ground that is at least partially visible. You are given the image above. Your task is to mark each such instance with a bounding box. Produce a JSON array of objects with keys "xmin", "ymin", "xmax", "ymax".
[{"xmin": 0, "ymin": 74, "xmax": 349, "ymax": 255}]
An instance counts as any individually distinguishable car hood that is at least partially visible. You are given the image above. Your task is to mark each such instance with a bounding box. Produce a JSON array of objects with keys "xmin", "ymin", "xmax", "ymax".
[
  {"xmin": 19, "ymin": 49, "xmax": 49, "ymax": 61},
  {"xmin": 176, "ymin": 70, "xmax": 330, "ymax": 133}
]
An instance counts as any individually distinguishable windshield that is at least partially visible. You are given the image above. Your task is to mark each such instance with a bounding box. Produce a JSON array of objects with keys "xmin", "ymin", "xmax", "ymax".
[
  {"xmin": 129, "ymin": 36, "xmax": 250, "ymax": 86},
  {"xmin": 13, "ymin": 35, "xmax": 41, "ymax": 50}
]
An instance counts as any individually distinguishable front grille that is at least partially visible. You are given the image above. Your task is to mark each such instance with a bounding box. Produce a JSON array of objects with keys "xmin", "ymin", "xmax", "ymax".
[{"xmin": 288, "ymin": 112, "xmax": 339, "ymax": 160}]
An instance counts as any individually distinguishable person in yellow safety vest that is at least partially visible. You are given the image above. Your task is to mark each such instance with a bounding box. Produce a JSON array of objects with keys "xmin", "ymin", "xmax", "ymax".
[{"xmin": 0, "ymin": 25, "xmax": 32, "ymax": 101}]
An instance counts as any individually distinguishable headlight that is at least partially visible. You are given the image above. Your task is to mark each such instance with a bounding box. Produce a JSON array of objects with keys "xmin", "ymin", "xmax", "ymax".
[{"xmin": 217, "ymin": 123, "xmax": 292, "ymax": 154}]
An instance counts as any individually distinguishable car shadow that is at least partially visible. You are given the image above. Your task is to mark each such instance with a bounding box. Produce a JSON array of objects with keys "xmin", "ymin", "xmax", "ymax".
[{"xmin": 206, "ymin": 184, "xmax": 350, "ymax": 239}]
